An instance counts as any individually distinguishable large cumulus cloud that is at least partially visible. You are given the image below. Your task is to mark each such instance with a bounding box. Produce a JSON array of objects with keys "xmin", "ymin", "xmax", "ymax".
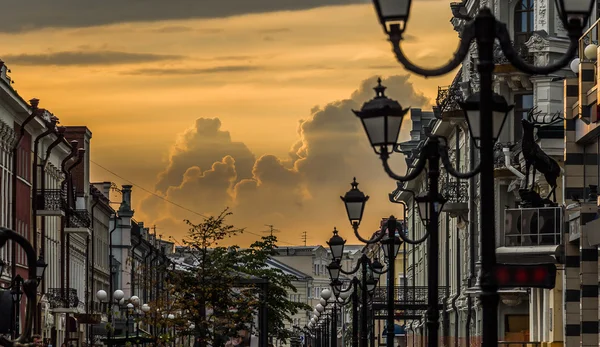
[{"xmin": 138, "ymin": 75, "xmax": 430, "ymax": 245}]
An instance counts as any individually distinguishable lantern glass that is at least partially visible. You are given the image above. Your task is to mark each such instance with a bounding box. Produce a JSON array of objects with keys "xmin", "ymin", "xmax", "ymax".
[
  {"xmin": 416, "ymin": 193, "xmax": 430, "ymax": 224},
  {"xmin": 327, "ymin": 229, "xmax": 346, "ymax": 261},
  {"xmin": 371, "ymin": 260, "xmax": 384, "ymax": 282},
  {"xmin": 340, "ymin": 178, "xmax": 369, "ymax": 225},
  {"xmin": 461, "ymin": 92, "xmax": 512, "ymax": 147},
  {"xmin": 353, "ymin": 79, "xmax": 408, "ymax": 154},
  {"xmin": 327, "ymin": 261, "xmax": 341, "ymax": 282},
  {"xmin": 555, "ymin": 0, "xmax": 594, "ymax": 20},
  {"xmin": 36, "ymin": 255, "xmax": 48, "ymax": 281},
  {"xmin": 373, "ymin": 0, "xmax": 413, "ymax": 33}
]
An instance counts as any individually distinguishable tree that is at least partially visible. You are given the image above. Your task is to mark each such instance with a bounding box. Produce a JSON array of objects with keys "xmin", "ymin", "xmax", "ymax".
[{"xmin": 157, "ymin": 209, "xmax": 311, "ymax": 346}]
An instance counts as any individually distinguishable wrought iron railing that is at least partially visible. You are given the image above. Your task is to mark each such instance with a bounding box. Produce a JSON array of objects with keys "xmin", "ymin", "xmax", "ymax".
[
  {"xmin": 502, "ymin": 207, "xmax": 563, "ymax": 247},
  {"xmin": 67, "ymin": 209, "xmax": 92, "ymax": 229},
  {"xmin": 436, "ymin": 73, "xmax": 464, "ymax": 117},
  {"xmin": 493, "ymin": 42, "xmax": 534, "ymax": 65},
  {"xmin": 371, "ymin": 286, "xmax": 446, "ymax": 304},
  {"xmin": 441, "ymin": 181, "xmax": 469, "ymax": 203},
  {"xmin": 494, "ymin": 142, "xmax": 521, "ymax": 169},
  {"xmin": 47, "ymin": 287, "xmax": 79, "ymax": 309},
  {"xmin": 36, "ymin": 189, "xmax": 67, "ymax": 211}
]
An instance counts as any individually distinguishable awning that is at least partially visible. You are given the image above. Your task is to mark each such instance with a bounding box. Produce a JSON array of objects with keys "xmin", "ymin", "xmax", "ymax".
[
  {"xmin": 382, "ymin": 324, "xmax": 406, "ymax": 336},
  {"xmin": 496, "ymin": 245, "xmax": 563, "ymax": 264}
]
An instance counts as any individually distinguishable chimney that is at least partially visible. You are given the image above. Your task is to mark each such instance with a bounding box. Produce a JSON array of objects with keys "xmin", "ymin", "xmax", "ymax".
[
  {"xmin": 102, "ymin": 182, "xmax": 112, "ymax": 200},
  {"xmin": 118, "ymin": 184, "xmax": 134, "ymax": 217}
]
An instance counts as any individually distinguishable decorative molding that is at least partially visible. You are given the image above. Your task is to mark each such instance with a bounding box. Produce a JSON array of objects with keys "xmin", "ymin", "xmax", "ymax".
[{"xmin": 525, "ymin": 32, "xmax": 550, "ymax": 52}]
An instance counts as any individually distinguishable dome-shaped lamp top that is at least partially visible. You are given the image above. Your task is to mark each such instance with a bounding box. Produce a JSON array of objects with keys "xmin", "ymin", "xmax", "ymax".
[
  {"xmin": 96, "ymin": 290, "xmax": 108, "ymax": 302},
  {"xmin": 113, "ymin": 289, "xmax": 125, "ymax": 301},
  {"xmin": 584, "ymin": 44, "xmax": 598, "ymax": 60},
  {"xmin": 358, "ymin": 78, "xmax": 404, "ymax": 112},
  {"xmin": 320, "ymin": 288, "xmax": 332, "ymax": 300},
  {"xmin": 570, "ymin": 58, "xmax": 581, "ymax": 73},
  {"xmin": 340, "ymin": 178, "xmax": 370, "ymax": 225}
]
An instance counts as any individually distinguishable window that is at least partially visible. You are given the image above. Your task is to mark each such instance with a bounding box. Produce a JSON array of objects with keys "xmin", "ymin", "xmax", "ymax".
[
  {"xmin": 514, "ymin": 0, "xmax": 534, "ymax": 47},
  {"xmin": 514, "ymin": 93, "xmax": 534, "ymax": 141}
]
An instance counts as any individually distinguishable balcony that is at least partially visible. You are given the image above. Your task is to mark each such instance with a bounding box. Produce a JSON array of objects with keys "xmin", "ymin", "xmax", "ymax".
[
  {"xmin": 35, "ymin": 189, "xmax": 66, "ymax": 217},
  {"xmin": 435, "ymin": 74, "xmax": 464, "ymax": 121},
  {"xmin": 47, "ymin": 287, "xmax": 80, "ymax": 313},
  {"xmin": 441, "ymin": 180, "xmax": 469, "ymax": 218},
  {"xmin": 497, "ymin": 207, "xmax": 563, "ymax": 264},
  {"xmin": 65, "ymin": 209, "xmax": 92, "ymax": 235},
  {"xmin": 493, "ymin": 42, "xmax": 534, "ymax": 70},
  {"xmin": 371, "ymin": 286, "xmax": 446, "ymax": 320}
]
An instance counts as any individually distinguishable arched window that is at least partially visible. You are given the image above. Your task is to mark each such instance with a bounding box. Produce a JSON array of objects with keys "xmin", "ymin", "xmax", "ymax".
[{"xmin": 515, "ymin": 0, "xmax": 534, "ymax": 46}]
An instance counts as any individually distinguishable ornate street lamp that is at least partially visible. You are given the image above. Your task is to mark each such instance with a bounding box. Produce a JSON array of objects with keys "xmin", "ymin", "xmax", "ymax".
[
  {"xmin": 459, "ymin": 92, "xmax": 513, "ymax": 148},
  {"xmin": 327, "ymin": 261, "xmax": 341, "ymax": 282},
  {"xmin": 381, "ymin": 234, "xmax": 402, "ymax": 259},
  {"xmin": 366, "ymin": 2, "xmax": 593, "ymax": 347},
  {"xmin": 35, "ymin": 255, "xmax": 47, "ymax": 284},
  {"xmin": 340, "ymin": 178, "xmax": 370, "ymax": 227},
  {"xmin": 327, "ymin": 228, "xmax": 346, "ymax": 261},
  {"xmin": 415, "ymin": 192, "xmax": 447, "ymax": 227}
]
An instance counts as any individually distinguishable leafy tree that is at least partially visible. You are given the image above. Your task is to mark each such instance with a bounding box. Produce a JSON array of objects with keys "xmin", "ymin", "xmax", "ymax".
[{"xmin": 154, "ymin": 209, "xmax": 311, "ymax": 346}]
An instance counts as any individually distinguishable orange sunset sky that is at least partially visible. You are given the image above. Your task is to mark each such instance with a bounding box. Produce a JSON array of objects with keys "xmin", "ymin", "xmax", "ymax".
[{"xmin": 1, "ymin": 0, "xmax": 459, "ymax": 246}]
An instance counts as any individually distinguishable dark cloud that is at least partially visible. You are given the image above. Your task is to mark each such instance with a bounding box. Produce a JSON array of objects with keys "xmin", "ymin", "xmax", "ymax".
[
  {"xmin": 0, "ymin": 0, "xmax": 368, "ymax": 33},
  {"xmin": 123, "ymin": 65, "xmax": 262, "ymax": 76},
  {"xmin": 137, "ymin": 74, "xmax": 430, "ymax": 244},
  {"xmin": 3, "ymin": 51, "xmax": 183, "ymax": 66},
  {"xmin": 150, "ymin": 26, "xmax": 194, "ymax": 33}
]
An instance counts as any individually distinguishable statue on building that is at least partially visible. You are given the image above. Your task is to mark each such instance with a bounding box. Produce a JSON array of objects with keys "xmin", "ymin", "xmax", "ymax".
[{"xmin": 519, "ymin": 108, "xmax": 563, "ymax": 207}]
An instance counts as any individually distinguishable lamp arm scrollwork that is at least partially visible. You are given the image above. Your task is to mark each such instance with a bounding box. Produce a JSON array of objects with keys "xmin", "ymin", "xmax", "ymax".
[
  {"xmin": 387, "ymin": 223, "xmax": 430, "ymax": 245},
  {"xmin": 438, "ymin": 145, "xmax": 481, "ymax": 179},
  {"xmin": 380, "ymin": 149, "xmax": 426, "ymax": 183},
  {"xmin": 389, "ymin": 21, "xmax": 475, "ymax": 77},
  {"xmin": 495, "ymin": 20, "xmax": 578, "ymax": 75},
  {"xmin": 340, "ymin": 255, "xmax": 368, "ymax": 275},
  {"xmin": 352, "ymin": 223, "xmax": 387, "ymax": 245},
  {"xmin": 0, "ymin": 228, "xmax": 38, "ymax": 347}
]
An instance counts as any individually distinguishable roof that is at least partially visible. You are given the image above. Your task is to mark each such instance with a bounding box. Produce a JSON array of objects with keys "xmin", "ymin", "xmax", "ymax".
[{"xmin": 265, "ymin": 258, "xmax": 313, "ymax": 280}]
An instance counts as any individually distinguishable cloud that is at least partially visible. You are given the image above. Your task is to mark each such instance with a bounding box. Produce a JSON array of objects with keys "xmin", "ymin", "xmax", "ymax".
[
  {"xmin": 123, "ymin": 65, "xmax": 263, "ymax": 76},
  {"xmin": 153, "ymin": 118, "xmax": 256, "ymax": 194},
  {"xmin": 0, "ymin": 0, "xmax": 368, "ymax": 33},
  {"xmin": 3, "ymin": 51, "xmax": 183, "ymax": 66},
  {"xmin": 137, "ymin": 74, "xmax": 430, "ymax": 245}
]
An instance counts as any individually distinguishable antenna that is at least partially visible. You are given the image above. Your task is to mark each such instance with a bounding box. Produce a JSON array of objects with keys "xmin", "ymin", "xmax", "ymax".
[
  {"xmin": 262, "ymin": 224, "xmax": 281, "ymax": 237},
  {"xmin": 301, "ymin": 231, "xmax": 308, "ymax": 246}
]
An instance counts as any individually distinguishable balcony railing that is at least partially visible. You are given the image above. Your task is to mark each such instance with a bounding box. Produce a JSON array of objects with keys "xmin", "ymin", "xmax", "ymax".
[
  {"xmin": 66, "ymin": 209, "xmax": 92, "ymax": 230},
  {"xmin": 441, "ymin": 180, "xmax": 469, "ymax": 204},
  {"xmin": 47, "ymin": 287, "xmax": 79, "ymax": 309},
  {"xmin": 371, "ymin": 286, "xmax": 446, "ymax": 305},
  {"xmin": 35, "ymin": 189, "xmax": 67, "ymax": 216},
  {"xmin": 502, "ymin": 207, "xmax": 563, "ymax": 247}
]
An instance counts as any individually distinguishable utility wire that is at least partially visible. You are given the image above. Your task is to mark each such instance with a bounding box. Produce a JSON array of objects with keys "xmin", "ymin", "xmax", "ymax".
[{"xmin": 90, "ymin": 160, "xmax": 298, "ymax": 246}]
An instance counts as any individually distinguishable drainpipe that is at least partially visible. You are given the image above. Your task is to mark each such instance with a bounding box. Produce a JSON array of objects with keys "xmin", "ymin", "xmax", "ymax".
[
  {"xmin": 63, "ymin": 148, "xmax": 84, "ymax": 346},
  {"xmin": 87, "ymin": 194, "xmax": 100, "ymax": 345},
  {"xmin": 59, "ymin": 141, "xmax": 77, "ymax": 345},
  {"xmin": 31, "ymin": 117, "xmax": 58, "ymax": 336},
  {"xmin": 502, "ymin": 148, "xmax": 525, "ymax": 179},
  {"xmin": 466, "ymin": 128, "xmax": 476, "ymax": 347},
  {"xmin": 450, "ymin": 127, "xmax": 462, "ymax": 347},
  {"xmin": 11, "ymin": 98, "xmax": 39, "ymax": 278},
  {"xmin": 143, "ymin": 247, "xmax": 154, "ymax": 304},
  {"xmin": 32, "ymin": 117, "xmax": 57, "ymax": 256},
  {"xmin": 131, "ymin": 230, "xmax": 143, "ymax": 296},
  {"xmin": 107, "ymin": 211, "xmax": 118, "ymax": 341},
  {"xmin": 443, "ymin": 172, "xmax": 450, "ymax": 347}
]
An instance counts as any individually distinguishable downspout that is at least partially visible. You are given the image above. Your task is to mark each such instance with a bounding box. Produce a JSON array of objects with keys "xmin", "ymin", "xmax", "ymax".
[
  {"xmin": 87, "ymin": 194, "xmax": 100, "ymax": 345},
  {"xmin": 11, "ymin": 98, "xmax": 39, "ymax": 278},
  {"xmin": 450, "ymin": 127, "xmax": 462, "ymax": 347},
  {"xmin": 131, "ymin": 230, "xmax": 143, "ymax": 296},
  {"xmin": 143, "ymin": 246, "xmax": 154, "ymax": 304},
  {"xmin": 502, "ymin": 148, "xmax": 525, "ymax": 179},
  {"xmin": 107, "ymin": 211, "xmax": 118, "ymax": 341},
  {"xmin": 59, "ymin": 141, "xmax": 78, "ymax": 305},
  {"xmin": 466, "ymin": 127, "xmax": 476, "ymax": 347},
  {"xmin": 39, "ymin": 127, "xmax": 65, "ymax": 339},
  {"xmin": 32, "ymin": 117, "xmax": 57, "ymax": 256},
  {"xmin": 443, "ymin": 172, "xmax": 450, "ymax": 347},
  {"xmin": 32, "ymin": 117, "xmax": 57, "ymax": 336},
  {"xmin": 63, "ymin": 148, "xmax": 85, "ymax": 346}
]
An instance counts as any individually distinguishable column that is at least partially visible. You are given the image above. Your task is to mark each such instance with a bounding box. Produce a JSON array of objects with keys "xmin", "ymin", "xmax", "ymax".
[{"xmin": 579, "ymin": 203, "xmax": 599, "ymax": 347}]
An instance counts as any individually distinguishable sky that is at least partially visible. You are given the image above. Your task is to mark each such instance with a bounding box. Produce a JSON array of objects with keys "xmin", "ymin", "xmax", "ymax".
[{"xmin": 1, "ymin": 0, "xmax": 459, "ymax": 246}]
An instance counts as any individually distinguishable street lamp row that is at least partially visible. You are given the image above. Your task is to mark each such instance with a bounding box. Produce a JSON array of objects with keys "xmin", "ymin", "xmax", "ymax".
[{"xmin": 345, "ymin": 2, "xmax": 595, "ymax": 347}]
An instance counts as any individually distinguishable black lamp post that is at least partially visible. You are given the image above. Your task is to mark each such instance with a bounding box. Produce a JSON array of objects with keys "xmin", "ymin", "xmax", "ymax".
[
  {"xmin": 366, "ymin": 2, "xmax": 592, "ymax": 347},
  {"xmin": 10, "ymin": 275, "xmax": 24, "ymax": 339},
  {"xmin": 35, "ymin": 255, "xmax": 47, "ymax": 286}
]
